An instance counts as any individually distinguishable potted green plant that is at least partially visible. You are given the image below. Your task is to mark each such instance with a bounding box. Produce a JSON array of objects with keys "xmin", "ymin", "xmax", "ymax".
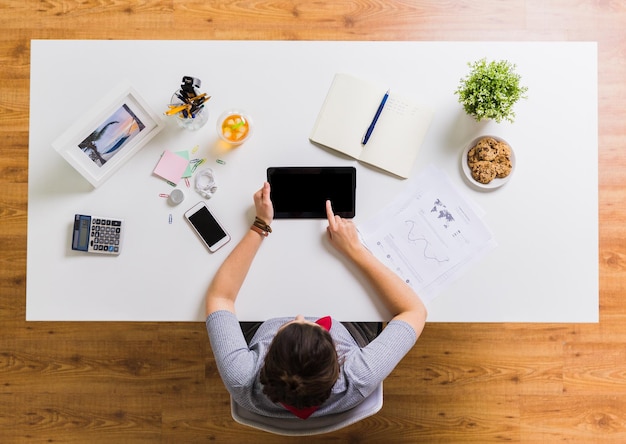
[{"xmin": 455, "ymin": 58, "xmax": 528, "ymax": 123}]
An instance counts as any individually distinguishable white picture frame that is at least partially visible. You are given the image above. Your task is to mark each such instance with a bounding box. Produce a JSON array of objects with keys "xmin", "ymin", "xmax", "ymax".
[{"xmin": 52, "ymin": 80, "xmax": 164, "ymax": 188}]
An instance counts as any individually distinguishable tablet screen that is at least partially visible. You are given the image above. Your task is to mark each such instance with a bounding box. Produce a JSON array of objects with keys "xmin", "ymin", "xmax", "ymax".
[{"xmin": 267, "ymin": 167, "xmax": 356, "ymax": 218}]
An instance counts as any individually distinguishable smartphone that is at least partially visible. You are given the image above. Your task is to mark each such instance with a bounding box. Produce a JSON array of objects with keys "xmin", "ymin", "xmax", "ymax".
[{"xmin": 184, "ymin": 202, "xmax": 231, "ymax": 252}]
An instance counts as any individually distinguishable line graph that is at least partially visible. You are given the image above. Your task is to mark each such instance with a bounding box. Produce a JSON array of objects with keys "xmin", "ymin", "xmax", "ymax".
[{"xmin": 405, "ymin": 219, "xmax": 450, "ymax": 264}]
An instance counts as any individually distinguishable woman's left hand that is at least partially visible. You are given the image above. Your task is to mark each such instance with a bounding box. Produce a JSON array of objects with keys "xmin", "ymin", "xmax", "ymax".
[{"xmin": 253, "ymin": 182, "xmax": 274, "ymax": 225}]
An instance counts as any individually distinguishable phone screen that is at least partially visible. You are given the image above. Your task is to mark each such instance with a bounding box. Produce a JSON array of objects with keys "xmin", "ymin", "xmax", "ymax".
[{"xmin": 186, "ymin": 203, "xmax": 230, "ymax": 251}]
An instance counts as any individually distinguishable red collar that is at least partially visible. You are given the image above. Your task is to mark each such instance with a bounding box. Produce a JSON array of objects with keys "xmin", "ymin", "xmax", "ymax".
[
  {"xmin": 281, "ymin": 316, "xmax": 332, "ymax": 419},
  {"xmin": 314, "ymin": 315, "xmax": 332, "ymax": 331},
  {"xmin": 281, "ymin": 403, "xmax": 319, "ymax": 419}
]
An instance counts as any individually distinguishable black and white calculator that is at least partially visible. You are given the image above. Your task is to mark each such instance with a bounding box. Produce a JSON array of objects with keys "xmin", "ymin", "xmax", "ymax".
[{"xmin": 72, "ymin": 214, "xmax": 124, "ymax": 255}]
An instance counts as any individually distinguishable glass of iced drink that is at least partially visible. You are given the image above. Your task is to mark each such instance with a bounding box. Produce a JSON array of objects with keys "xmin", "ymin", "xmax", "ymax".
[{"xmin": 217, "ymin": 110, "xmax": 253, "ymax": 146}]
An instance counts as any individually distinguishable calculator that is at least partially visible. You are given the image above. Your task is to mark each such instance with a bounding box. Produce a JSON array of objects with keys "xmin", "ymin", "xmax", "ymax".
[{"xmin": 72, "ymin": 214, "xmax": 124, "ymax": 255}]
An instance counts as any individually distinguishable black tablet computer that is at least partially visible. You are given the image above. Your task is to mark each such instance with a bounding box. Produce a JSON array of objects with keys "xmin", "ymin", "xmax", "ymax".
[{"xmin": 267, "ymin": 166, "xmax": 356, "ymax": 218}]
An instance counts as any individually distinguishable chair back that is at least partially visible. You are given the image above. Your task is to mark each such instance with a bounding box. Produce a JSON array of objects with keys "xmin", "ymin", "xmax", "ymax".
[{"xmin": 230, "ymin": 383, "xmax": 383, "ymax": 436}]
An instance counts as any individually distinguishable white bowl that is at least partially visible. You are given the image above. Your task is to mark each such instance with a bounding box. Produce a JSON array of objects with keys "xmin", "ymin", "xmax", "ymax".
[{"xmin": 461, "ymin": 135, "xmax": 515, "ymax": 190}]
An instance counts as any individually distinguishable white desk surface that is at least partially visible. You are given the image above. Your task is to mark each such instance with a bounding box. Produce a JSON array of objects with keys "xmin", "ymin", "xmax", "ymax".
[{"xmin": 27, "ymin": 40, "xmax": 598, "ymax": 322}]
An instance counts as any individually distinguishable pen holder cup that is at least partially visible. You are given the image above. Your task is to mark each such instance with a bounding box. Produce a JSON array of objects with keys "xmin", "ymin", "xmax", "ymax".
[
  {"xmin": 217, "ymin": 110, "xmax": 253, "ymax": 146},
  {"xmin": 168, "ymin": 92, "xmax": 209, "ymax": 131}
]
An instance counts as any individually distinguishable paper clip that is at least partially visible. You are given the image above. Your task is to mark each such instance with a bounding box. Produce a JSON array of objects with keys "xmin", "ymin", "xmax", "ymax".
[
  {"xmin": 191, "ymin": 144, "xmax": 199, "ymax": 154},
  {"xmin": 168, "ymin": 214, "xmax": 173, "ymax": 224},
  {"xmin": 185, "ymin": 177, "xmax": 190, "ymax": 188},
  {"xmin": 159, "ymin": 193, "xmax": 170, "ymax": 198},
  {"xmin": 190, "ymin": 158, "xmax": 205, "ymax": 173},
  {"xmin": 216, "ymin": 159, "xmax": 226, "ymax": 165}
]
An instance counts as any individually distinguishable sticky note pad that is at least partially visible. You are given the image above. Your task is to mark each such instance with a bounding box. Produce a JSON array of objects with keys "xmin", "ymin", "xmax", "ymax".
[
  {"xmin": 175, "ymin": 150, "xmax": 193, "ymax": 178},
  {"xmin": 153, "ymin": 150, "xmax": 189, "ymax": 185}
]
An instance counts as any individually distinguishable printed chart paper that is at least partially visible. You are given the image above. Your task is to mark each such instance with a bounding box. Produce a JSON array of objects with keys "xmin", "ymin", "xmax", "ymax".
[{"xmin": 358, "ymin": 165, "xmax": 497, "ymax": 304}]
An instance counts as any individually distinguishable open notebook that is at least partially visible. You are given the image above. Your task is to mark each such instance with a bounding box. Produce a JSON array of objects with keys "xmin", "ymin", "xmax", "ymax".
[{"xmin": 310, "ymin": 73, "xmax": 434, "ymax": 178}]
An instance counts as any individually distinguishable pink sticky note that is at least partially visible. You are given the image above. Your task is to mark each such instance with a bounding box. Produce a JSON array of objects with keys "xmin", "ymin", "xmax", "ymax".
[{"xmin": 153, "ymin": 150, "xmax": 189, "ymax": 184}]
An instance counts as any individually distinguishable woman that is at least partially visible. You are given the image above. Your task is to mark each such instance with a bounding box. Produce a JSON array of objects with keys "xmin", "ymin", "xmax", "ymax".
[{"xmin": 205, "ymin": 182, "xmax": 427, "ymax": 419}]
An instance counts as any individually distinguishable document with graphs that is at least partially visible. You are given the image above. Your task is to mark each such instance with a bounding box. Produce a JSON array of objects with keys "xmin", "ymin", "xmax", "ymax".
[{"xmin": 358, "ymin": 165, "xmax": 497, "ymax": 304}]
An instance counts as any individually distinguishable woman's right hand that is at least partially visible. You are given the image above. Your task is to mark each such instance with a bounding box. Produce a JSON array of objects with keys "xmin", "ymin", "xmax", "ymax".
[{"xmin": 325, "ymin": 200, "xmax": 365, "ymax": 259}]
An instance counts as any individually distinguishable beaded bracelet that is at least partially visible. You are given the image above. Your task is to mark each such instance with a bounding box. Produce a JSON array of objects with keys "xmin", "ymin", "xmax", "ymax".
[{"xmin": 250, "ymin": 216, "xmax": 272, "ymax": 237}]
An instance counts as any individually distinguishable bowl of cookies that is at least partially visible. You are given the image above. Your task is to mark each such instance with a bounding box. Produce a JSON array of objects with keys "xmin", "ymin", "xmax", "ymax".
[{"xmin": 461, "ymin": 135, "xmax": 515, "ymax": 189}]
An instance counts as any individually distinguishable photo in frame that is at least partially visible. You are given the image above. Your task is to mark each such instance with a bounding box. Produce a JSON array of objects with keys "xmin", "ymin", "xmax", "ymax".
[{"xmin": 52, "ymin": 81, "xmax": 164, "ymax": 188}]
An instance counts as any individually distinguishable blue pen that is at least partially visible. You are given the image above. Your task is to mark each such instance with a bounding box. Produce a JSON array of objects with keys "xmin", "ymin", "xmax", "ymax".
[{"xmin": 362, "ymin": 89, "xmax": 389, "ymax": 145}]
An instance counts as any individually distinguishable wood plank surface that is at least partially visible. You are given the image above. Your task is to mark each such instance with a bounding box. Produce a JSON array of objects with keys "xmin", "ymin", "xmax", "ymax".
[{"xmin": 1, "ymin": 1, "xmax": 625, "ymax": 442}]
